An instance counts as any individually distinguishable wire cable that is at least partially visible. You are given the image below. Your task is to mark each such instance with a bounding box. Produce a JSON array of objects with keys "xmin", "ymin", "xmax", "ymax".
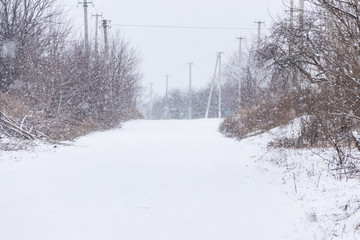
[{"xmin": 111, "ymin": 24, "xmax": 257, "ymax": 31}]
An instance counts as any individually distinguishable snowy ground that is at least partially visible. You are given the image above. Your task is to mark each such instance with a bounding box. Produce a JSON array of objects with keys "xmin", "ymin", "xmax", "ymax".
[
  {"xmin": 0, "ymin": 119, "xmax": 355, "ymax": 239},
  {"xmin": 258, "ymin": 120, "xmax": 360, "ymax": 240}
]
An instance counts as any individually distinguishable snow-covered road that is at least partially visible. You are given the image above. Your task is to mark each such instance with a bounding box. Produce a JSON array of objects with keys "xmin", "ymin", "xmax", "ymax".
[{"xmin": 0, "ymin": 119, "xmax": 312, "ymax": 240}]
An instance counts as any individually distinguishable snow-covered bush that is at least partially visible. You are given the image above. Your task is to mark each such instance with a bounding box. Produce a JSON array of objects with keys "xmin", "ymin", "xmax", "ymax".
[{"xmin": 0, "ymin": 0, "xmax": 142, "ymax": 143}]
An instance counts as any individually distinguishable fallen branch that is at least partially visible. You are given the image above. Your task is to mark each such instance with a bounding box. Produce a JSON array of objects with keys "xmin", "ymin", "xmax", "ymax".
[{"xmin": 0, "ymin": 112, "xmax": 36, "ymax": 140}]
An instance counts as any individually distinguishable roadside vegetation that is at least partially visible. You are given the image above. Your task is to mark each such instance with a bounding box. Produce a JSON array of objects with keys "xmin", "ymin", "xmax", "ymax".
[
  {"xmin": 0, "ymin": 0, "xmax": 142, "ymax": 149},
  {"xmin": 220, "ymin": 0, "xmax": 360, "ymax": 179}
]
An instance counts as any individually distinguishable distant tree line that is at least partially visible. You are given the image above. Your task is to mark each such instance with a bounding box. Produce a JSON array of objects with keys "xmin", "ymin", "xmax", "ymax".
[
  {"xmin": 0, "ymin": 0, "xmax": 142, "ymax": 142},
  {"xmin": 148, "ymin": 50, "xmax": 258, "ymax": 120},
  {"xmin": 149, "ymin": 79, "xmax": 241, "ymax": 120}
]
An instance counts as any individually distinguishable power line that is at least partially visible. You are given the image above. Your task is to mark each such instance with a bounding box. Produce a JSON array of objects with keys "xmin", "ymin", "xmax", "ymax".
[{"xmin": 111, "ymin": 24, "xmax": 257, "ymax": 31}]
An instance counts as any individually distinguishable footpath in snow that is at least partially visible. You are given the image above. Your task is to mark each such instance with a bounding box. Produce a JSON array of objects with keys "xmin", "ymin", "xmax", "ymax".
[{"xmin": 0, "ymin": 119, "xmax": 313, "ymax": 240}]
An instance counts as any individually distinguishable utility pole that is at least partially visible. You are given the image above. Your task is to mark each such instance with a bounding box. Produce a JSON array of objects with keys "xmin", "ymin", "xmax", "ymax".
[
  {"xmin": 236, "ymin": 37, "xmax": 244, "ymax": 105},
  {"xmin": 205, "ymin": 55, "xmax": 219, "ymax": 119},
  {"xmin": 165, "ymin": 74, "xmax": 170, "ymax": 119},
  {"xmin": 101, "ymin": 19, "xmax": 112, "ymax": 102},
  {"xmin": 78, "ymin": 1, "xmax": 92, "ymax": 54},
  {"xmin": 290, "ymin": 0, "xmax": 294, "ymax": 29},
  {"xmin": 218, "ymin": 52, "xmax": 223, "ymax": 118},
  {"xmin": 299, "ymin": 0, "xmax": 304, "ymax": 26},
  {"xmin": 149, "ymin": 82, "xmax": 153, "ymax": 120},
  {"xmin": 92, "ymin": 13, "xmax": 102, "ymax": 54},
  {"xmin": 188, "ymin": 62, "xmax": 193, "ymax": 119},
  {"xmin": 289, "ymin": 0, "xmax": 295, "ymax": 90},
  {"xmin": 101, "ymin": 19, "xmax": 110, "ymax": 60},
  {"xmin": 205, "ymin": 52, "xmax": 223, "ymax": 119},
  {"xmin": 255, "ymin": 20, "xmax": 265, "ymax": 44}
]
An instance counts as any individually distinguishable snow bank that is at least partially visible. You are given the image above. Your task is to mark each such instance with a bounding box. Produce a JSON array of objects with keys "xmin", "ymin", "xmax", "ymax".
[{"xmin": 251, "ymin": 118, "xmax": 360, "ymax": 240}]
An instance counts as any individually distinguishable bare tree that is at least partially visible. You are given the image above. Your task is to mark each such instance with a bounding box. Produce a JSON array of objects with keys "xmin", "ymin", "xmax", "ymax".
[
  {"xmin": 0, "ymin": 0, "xmax": 63, "ymax": 91},
  {"xmin": 0, "ymin": 0, "xmax": 143, "ymax": 142}
]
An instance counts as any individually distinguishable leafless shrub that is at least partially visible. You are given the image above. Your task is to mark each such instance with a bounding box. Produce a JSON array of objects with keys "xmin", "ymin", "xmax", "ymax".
[
  {"xmin": 220, "ymin": 89, "xmax": 314, "ymax": 140},
  {"xmin": 0, "ymin": 1, "xmax": 142, "ymax": 144},
  {"xmin": 221, "ymin": 0, "xmax": 360, "ymax": 179}
]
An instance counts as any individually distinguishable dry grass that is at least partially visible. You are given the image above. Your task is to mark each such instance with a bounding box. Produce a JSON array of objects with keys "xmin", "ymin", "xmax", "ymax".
[{"xmin": 220, "ymin": 92, "xmax": 301, "ymax": 140}]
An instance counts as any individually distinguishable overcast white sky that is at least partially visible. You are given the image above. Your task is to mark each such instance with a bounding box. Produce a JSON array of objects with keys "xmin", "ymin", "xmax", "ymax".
[{"xmin": 62, "ymin": 0, "xmax": 290, "ymax": 96}]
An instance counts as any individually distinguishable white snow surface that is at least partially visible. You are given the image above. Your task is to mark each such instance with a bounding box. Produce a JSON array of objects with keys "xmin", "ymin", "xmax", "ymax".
[{"xmin": 0, "ymin": 119, "xmax": 351, "ymax": 240}]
